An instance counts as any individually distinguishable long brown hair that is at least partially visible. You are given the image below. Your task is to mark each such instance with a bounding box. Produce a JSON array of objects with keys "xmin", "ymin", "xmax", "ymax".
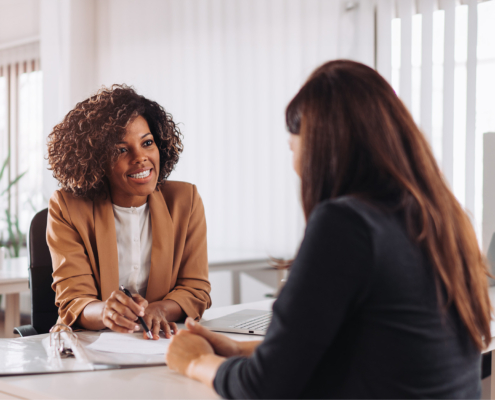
[{"xmin": 286, "ymin": 60, "xmax": 491, "ymax": 350}]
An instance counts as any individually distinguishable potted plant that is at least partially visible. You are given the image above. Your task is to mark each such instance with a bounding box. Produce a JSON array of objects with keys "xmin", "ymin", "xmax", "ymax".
[{"xmin": 0, "ymin": 153, "xmax": 27, "ymax": 258}]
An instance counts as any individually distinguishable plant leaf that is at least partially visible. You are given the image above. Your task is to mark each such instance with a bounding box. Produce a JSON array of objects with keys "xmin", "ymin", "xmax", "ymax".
[
  {"xmin": 0, "ymin": 170, "xmax": 28, "ymax": 197},
  {"xmin": 0, "ymin": 153, "xmax": 9, "ymax": 182},
  {"xmin": 14, "ymin": 216, "xmax": 22, "ymax": 257}
]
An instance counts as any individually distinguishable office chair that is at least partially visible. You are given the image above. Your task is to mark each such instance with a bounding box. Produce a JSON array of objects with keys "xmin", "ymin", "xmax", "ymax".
[{"xmin": 13, "ymin": 208, "xmax": 59, "ymax": 336}]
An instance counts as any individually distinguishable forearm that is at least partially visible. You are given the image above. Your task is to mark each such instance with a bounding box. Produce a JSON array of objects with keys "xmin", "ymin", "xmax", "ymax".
[
  {"xmin": 158, "ymin": 299, "xmax": 186, "ymax": 322},
  {"xmin": 237, "ymin": 340, "xmax": 262, "ymax": 357},
  {"xmin": 187, "ymin": 354, "xmax": 226, "ymax": 389},
  {"xmin": 77, "ymin": 299, "xmax": 184, "ymax": 330},
  {"xmin": 77, "ymin": 301, "xmax": 106, "ymax": 330}
]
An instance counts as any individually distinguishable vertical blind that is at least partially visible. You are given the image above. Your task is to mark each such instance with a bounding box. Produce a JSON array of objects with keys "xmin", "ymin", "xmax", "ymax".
[
  {"xmin": 96, "ymin": 0, "xmax": 341, "ymax": 257},
  {"xmin": 375, "ymin": 0, "xmax": 495, "ymax": 243}
]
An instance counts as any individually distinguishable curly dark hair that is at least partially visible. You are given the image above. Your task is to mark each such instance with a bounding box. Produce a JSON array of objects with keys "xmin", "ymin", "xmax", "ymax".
[{"xmin": 47, "ymin": 84, "xmax": 183, "ymax": 199}]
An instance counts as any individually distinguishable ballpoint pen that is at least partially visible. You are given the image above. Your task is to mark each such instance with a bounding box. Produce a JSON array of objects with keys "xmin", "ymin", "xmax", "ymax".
[{"xmin": 119, "ymin": 285, "xmax": 154, "ymax": 339}]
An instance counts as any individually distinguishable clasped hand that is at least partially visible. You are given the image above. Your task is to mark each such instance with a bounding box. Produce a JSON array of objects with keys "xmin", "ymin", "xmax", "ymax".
[
  {"xmin": 166, "ymin": 318, "xmax": 256, "ymax": 383},
  {"xmin": 102, "ymin": 290, "xmax": 178, "ymax": 339}
]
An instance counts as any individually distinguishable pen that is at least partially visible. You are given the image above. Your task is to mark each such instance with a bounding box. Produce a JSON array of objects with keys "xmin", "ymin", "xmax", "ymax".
[{"xmin": 119, "ymin": 285, "xmax": 154, "ymax": 339}]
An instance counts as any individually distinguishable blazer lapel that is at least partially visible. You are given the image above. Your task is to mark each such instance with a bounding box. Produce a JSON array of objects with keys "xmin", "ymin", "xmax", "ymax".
[
  {"xmin": 146, "ymin": 187, "xmax": 175, "ymax": 303},
  {"xmin": 94, "ymin": 193, "xmax": 119, "ymax": 301}
]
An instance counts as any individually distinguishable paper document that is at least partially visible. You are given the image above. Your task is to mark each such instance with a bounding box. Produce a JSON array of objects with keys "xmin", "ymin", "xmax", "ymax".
[{"xmin": 86, "ymin": 332, "xmax": 171, "ymax": 355}]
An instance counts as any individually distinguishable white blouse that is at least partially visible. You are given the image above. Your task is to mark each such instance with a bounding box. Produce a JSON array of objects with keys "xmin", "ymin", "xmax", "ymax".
[{"xmin": 112, "ymin": 202, "xmax": 152, "ymax": 298}]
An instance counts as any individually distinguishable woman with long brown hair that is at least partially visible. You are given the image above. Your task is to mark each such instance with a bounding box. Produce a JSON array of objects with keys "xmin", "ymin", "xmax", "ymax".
[{"xmin": 165, "ymin": 60, "xmax": 491, "ymax": 398}]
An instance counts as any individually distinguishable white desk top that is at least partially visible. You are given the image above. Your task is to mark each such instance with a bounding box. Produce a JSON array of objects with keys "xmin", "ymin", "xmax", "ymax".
[
  {"xmin": 1, "ymin": 283, "xmax": 494, "ymax": 398},
  {"xmin": 0, "ymin": 299, "xmax": 274, "ymax": 399}
]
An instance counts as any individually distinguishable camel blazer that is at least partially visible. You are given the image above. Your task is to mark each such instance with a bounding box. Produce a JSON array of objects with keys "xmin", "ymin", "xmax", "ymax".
[{"xmin": 47, "ymin": 181, "xmax": 211, "ymax": 327}]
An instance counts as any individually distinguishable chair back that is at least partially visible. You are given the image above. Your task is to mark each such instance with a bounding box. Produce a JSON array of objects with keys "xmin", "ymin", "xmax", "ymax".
[{"xmin": 28, "ymin": 208, "xmax": 58, "ymax": 334}]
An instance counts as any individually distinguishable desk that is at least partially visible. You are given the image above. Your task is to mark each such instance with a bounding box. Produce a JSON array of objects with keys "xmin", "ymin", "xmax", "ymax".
[
  {"xmin": 0, "ymin": 257, "xmax": 29, "ymax": 339},
  {"xmin": 0, "ymin": 299, "xmax": 274, "ymax": 399},
  {"xmin": 2, "ymin": 290, "xmax": 493, "ymax": 399}
]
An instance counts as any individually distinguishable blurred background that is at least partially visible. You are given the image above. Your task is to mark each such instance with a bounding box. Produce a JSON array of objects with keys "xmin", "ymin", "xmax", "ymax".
[{"xmin": 0, "ymin": 0, "xmax": 494, "ymax": 312}]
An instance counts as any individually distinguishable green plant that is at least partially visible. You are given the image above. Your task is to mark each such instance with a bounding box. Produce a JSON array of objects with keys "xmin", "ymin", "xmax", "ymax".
[{"xmin": 0, "ymin": 153, "xmax": 27, "ymax": 258}]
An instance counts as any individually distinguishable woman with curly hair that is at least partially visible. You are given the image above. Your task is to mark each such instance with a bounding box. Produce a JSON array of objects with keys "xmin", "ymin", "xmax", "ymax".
[{"xmin": 47, "ymin": 85, "xmax": 211, "ymax": 339}]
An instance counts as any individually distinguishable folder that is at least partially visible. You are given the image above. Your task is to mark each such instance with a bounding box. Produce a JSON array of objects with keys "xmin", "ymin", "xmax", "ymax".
[{"xmin": 0, "ymin": 323, "xmax": 166, "ymax": 376}]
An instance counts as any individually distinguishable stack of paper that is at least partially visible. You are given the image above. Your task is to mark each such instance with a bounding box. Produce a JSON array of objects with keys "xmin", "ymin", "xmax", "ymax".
[{"xmin": 86, "ymin": 332, "xmax": 171, "ymax": 355}]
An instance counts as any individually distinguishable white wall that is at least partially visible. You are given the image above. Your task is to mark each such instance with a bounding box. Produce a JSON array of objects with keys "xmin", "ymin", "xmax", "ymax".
[
  {"xmin": 0, "ymin": 0, "xmax": 375, "ymax": 251},
  {"xmin": 40, "ymin": 0, "xmax": 97, "ymax": 200},
  {"xmin": 0, "ymin": 0, "xmax": 39, "ymax": 46},
  {"xmin": 0, "ymin": 0, "xmax": 379, "ymax": 308},
  {"xmin": 34, "ymin": 0, "xmax": 368, "ymax": 307},
  {"xmin": 34, "ymin": 0, "xmax": 380, "ymax": 306},
  {"xmin": 36, "ymin": 1, "xmax": 375, "ymax": 259},
  {"xmin": 94, "ymin": 0, "xmax": 346, "ymax": 256}
]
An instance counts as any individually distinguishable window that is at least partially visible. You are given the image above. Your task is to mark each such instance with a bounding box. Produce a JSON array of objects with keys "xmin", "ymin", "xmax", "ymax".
[
  {"xmin": 379, "ymin": 0, "xmax": 495, "ymax": 239},
  {"xmin": 0, "ymin": 42, "xmax": 42, "ymax": 256}
]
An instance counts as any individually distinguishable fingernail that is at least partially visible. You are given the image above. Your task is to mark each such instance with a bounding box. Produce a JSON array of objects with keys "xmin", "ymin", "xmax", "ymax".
[
  {"xmin": 139, "ymin": 311, "xmax": 144, "ymax": 317},
  {"xmin": 189, "ymin": 319, "xmax": 196, "ymax": 326},
  {"xmin": 128, "ymin": 330, "xmax": 133, "ymax": 334},
  {"xmin": 135, "ymin": 325, "xmax": 140, "ymax": 330}
]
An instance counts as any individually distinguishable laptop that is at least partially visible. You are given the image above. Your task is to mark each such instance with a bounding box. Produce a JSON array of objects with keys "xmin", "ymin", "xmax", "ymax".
[{"xmin": 201, "ymin": 309, "xmax": 272, "ymax": 335}]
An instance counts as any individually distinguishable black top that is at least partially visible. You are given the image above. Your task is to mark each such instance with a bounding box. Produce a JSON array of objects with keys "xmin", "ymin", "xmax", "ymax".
[{"xmin": 214, "ymin": 197, "xmax": 481, "ymax": 399}]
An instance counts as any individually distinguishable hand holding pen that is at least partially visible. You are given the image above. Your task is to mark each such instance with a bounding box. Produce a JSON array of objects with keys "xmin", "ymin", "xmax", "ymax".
[
  {"xmin": 101, "ymin": 287, "xmax": 150, "ymax": 337},
  {"xmin": 102, "ymin": 286, "xmax": 178, "ymax": 340},
  {"xmin": 120, "ymin": 286, "xmax": 154, "ymax": 339}
]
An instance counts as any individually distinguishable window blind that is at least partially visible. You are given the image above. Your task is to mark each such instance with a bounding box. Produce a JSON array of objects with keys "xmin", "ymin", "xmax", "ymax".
[
  {"xmin": 0, "ymin": 41, "xmax": 42, "ymax": 245},
  {"xmin": 375, "ymin": 0, "xmax": 495, "ymax": 243}
]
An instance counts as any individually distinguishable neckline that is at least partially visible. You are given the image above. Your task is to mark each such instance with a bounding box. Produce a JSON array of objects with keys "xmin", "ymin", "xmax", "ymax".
[{"xmin": 112, "ymin": 202, "xmax": 148, "ymax": 212}]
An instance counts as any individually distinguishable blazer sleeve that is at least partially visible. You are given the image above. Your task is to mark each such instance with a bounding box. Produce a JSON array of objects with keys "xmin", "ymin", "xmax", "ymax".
[
  {"xmin": 47, "ymin": 192, "xmax": 100, "ymax": 327},
  {"xmin": 162, "ymin": 185, "xmax": 212, "ymax": 320}
]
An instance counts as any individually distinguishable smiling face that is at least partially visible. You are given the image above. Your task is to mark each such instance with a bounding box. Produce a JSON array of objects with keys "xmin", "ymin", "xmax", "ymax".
[{"xmin": 107, "ymin": 115, "xmax": 160, "ymax": 207}]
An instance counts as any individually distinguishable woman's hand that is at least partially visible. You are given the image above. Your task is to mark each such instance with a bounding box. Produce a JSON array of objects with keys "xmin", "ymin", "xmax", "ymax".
[
  {"xmin": 102, "ymin": 291, "xmax": 147, "ymax": 333},
  {"xmin": 166, "ymin": 329, "xmax": 225, "ymax": 387},
  {"xmin": 142, "ymin": 301, "xmax": 179, "ymax": 340},
  {"xmin": 184, "ymin": 317, "xmax": 261, "ymax": 357},
  {"xmin": 183, "ymin": 318, "xmax": 242, "ymax": 357},
  {"xmin": 166, "ymin": 330, "xmax": 214, "ymax": 374}
]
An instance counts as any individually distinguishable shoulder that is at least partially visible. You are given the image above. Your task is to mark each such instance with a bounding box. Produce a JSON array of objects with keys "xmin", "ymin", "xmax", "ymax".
[
  {"xmin": 309, "ymin": 196, "xmax": 390, "ymax": 235},
  {"xmin": 49, "ymin": 189, "xmax": 94, "ymax": 210},
  {"xmin": 156, "ymin": 180, "xmax": 203, "ymax": 214},
  {"xmin": 158, "ymin": 180, "xmax": 197, "ymax": 199},
  {"xmin": 48, "ymin": 189, "xmax": 94, "ymax": 224},
  {"xmin": 308, "ymin": 196, "xmax": 373, "ymax": 231},
  {"xmin": 303, "ymin": 197, "xmax": 377, "ymax": 262}
]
